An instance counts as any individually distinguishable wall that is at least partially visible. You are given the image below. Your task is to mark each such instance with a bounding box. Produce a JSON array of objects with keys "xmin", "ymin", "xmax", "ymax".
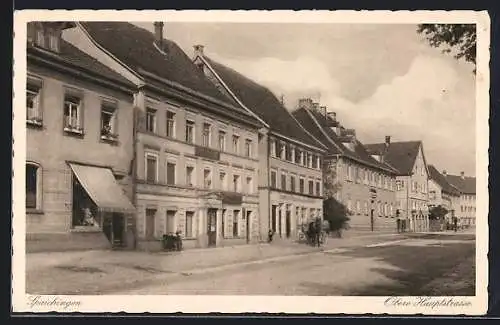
[{"xmin": 26, "ymin": 63, "xmax": 134, "ymax": 235}]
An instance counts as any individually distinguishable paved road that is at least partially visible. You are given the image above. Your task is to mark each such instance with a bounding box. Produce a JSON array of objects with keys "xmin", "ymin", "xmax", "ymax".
[{"xmin": 117, "ymin": 233, "xmax": 475, "ymax": 296}]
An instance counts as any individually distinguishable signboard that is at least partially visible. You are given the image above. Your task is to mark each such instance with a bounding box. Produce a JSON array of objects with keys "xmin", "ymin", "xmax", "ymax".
[{"xmin": 194, "ymin": 145, "xmax": 220, "ymax": 161}]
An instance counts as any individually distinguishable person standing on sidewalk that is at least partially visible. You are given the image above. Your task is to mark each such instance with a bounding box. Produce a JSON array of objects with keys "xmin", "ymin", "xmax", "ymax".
[{"xmin": 268, "ymin": 229, "xmax": 275, "ymax": 243}]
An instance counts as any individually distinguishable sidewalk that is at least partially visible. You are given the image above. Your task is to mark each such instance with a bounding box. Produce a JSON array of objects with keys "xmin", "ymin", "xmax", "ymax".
[{"xmin": 25, "ymin": 231, "xmax": 408, "ymax": 295}]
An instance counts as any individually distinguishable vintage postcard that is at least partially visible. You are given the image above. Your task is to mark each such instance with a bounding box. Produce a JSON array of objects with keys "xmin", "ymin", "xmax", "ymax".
[{"xmin": 12, "ymin": 10, "xmax": 489, "ymax": 315}]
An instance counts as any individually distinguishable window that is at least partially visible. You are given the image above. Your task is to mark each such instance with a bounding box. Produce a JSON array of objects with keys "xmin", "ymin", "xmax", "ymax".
[
  {"xmin": 356, "ymin": 201, "xmax": 361, "ymax": 214},
  {"xmin": 308, "ymin": 180, "xmax": 314, "ymax": 195},
  {"xmin": 26, "ymin": 163, "xmax": 40, "ymax": 209},
  {"xmin": 245, "ymin": 139, "xmax": 253, "ymax": 157},
  {"xmin": 185, "ymin": 211, "xmax": 194, "ymax": 238},
  {"xmin": 48, "ymin": 33, "xmax": 60, "ymax": 52},
  {"xmin": 220, "ymin": 171, "xmax": 227, "ymax": 190},
  {"xmin": 166, "ymin": 210, "xmax": 176, "ymax": 234},
  {"xmin": 300, "ymin": 178, "xmax": 305, "ymax": 193},
  {"xmin": 145, "ymin": 153, "xmax": 158, "ymax": 183},
  {"xmin": 246, "ymin": 176, "xmax": 253, "ymax": 193},
  {"xmin": 295, "ymin": 149, "xmax": 302, "ymax": 164},
  {"xmin": 290, "ymin": 176, "xmax": 296, "ymax": 192},
  {"xmin": 166, "ymin": 162, "xmax": 176, "ymax": 185},
  {"xmin": 202, "ymin": 122, "xmax": 211, "ymax": 147},
  {"xmin": 26, "ymin": 79, "xmax": 42, "ymax": 124},
  {"xmin": 270, "ymin": 171, "xmax": 277, "ymax": 188},
  {"xmin": 35, "ymin": 29, "xmax": 45, "ymax": 47},
  {"xmin": 186, "ymin": 166, "xmax": 194, "ymax": 187},
  {"xmin": 100, "ymin": 100, "xmax": 118, "ymax": 140},
  {"xmin": 281, "ymin": 173, "xmax": 287, "ymax": 190},
  {"xmin": 285, "ymin": 144, "xmax": 292, "ymax": 161},
  {"xmin": 312, "ymin": 155, "xmax": 318, "ymax": 169},
  {"xmin": 316, "ymin": 181, "xmax": 321, "ymax": 196},
  {"xmin": 279, "ymin": 142, "xmax": 286, "ymax": 159},
  {"xmin": 145, "ymin": 107, "xmax": 156, "ymax": 133},
  {"xmin": 233, "ymin": 175, "xmax": 240, "ymax": 192},
  {"xmin": 166, "ymin": 111, "xmax": 176, "ymax": 138},
  {"xmin": 233, "ymin": 210, "xmax": 240, "ymax": 237},
  {"xmin": 270, "ymin": 140, "xmax": 277, "ymax": 157},
  {"xmin": 63, "ymin": 94, "xmax": 83, "ymax": 133},
  {"xmin": 203, "ymin": 169, "xmax": 212, "ymax": 189},
  {"xmin": 185, "ymin": 120, "xmax": 195, "ymax": 144},
  {"xmin": 232, "ymin": 135, "xmax": 240, "ymax": 154},
  {"xmin": 218, "ymin": 130, "xmax": 226, "ymax": 151},
  {"xmin": 145, "ymin": 208, "xmax": 157, "ymax": 239}
]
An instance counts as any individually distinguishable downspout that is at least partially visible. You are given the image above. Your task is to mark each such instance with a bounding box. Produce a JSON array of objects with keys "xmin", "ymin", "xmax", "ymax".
[
  {"xmin": 131, "ymin": 105, "xmax": 139, "ymax": 249},
  {"xmin": 407, "ymin": 176, "xmax": 410, "ymax": 232}
]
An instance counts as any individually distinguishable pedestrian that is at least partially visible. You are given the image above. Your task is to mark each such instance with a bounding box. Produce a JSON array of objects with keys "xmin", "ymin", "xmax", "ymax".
[
  {"xmin": 396, "ymin": 218, "xmax": 401, "ymax": 233},
  {"xmin": 268, "ymin": 229, "xmax": 274, "ymax": 243},
  {"xmin": 453, "ymin": 217, "xmax": 458, "ymax": 232}
]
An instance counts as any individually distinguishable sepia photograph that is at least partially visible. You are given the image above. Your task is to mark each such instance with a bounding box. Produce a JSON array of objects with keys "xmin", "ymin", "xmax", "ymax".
[{"xmin": 12, "ymin": 10, "xmax": 489, "ymax": 314}]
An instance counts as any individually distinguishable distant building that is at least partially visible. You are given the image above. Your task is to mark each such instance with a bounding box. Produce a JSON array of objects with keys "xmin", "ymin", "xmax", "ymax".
[
  {"xmin": 26, "ymin": 22, "xmax": 137, "ymax": 251},
  {"xmin": 293, "ymin": 100, "xmax": 398, "ymax": 232},
  {"xmin": 365, "ymin": 140, "xmax": 430, "ymax": 232},
  {"xmin": 444, "ymin": 171, "xmax": 476, "ymax": 228},
  {"xmin": 193, "ymin": 48, "xmax": 327, "ymax": 240},
  {"xmin": 427, "ymin": 165, "xmax": 461, "ymax": 230},
  {"xmin": 66, "ymin": 22, "xmax": 264, "ymax": 250}
]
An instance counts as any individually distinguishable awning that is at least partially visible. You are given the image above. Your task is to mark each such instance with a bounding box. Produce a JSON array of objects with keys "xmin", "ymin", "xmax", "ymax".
[{"xmin": 69, "ymin": 163, "xmax": 136, "ymax": 214}]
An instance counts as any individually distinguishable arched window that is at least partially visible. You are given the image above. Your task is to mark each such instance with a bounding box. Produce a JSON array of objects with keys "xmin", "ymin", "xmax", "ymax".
[{"xmin": 26, "ymin": 162, "xmax": 42, "ymax": 210}]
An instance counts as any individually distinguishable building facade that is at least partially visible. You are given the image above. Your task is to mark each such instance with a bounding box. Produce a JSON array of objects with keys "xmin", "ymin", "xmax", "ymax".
[
  {"xmin": 26, "ymin": 22, "xmax": 137, "ymax": 252},
  {"xmin": 366, "ymin": 140, "xmax": 430, "ymax": 232},
  {"xmin": 293, "ymin": 100, "xmax": 398, "ymax": 233},
  {"xmin": 444, "ymin": 172, "xmax": 476, "ymax": 228},
  {"xmin": 65, "ymin": 22, "xmax": 264, "ymax": 250},
  {"xmin": 193, "ymin": 49, "xmax": 326, "ymax": 241},
  {"xmin": 427, "ymin": 165, "xmax": 461, "ymax": 230}
]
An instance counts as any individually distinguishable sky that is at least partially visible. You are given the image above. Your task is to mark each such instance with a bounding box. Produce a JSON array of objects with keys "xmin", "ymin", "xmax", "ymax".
[{"xmin": 134, "ymin": 22, "xmax": 476, "ymax": 177}]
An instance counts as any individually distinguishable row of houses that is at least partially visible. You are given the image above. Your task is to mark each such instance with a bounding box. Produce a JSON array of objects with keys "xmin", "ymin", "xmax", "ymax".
[{"xmin": 25, "ymin": 21, "xmax": 476, "ymax": 252}]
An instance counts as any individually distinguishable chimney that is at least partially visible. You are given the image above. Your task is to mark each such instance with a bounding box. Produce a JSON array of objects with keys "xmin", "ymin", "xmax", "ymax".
[
  {"xmin": 320, "ymin": 106, "xmax": 327, "ymax": 117},
  {"xmin": 327, "ymin": 111, "xmax": 337, "ymax": 121},
  {"xmin": 153, "ymin": 22, "xmax": 164, "ymax": 47},
  {"xmin": 298, "ymin": 98, "xmax": 313, "ymax": 110},
  {"xmin": 193, "ymin": 44, "xmax": 205, "ymax": 57},
  {"xmin": 312, "ymin": 102, "xmax": 320, "ymax": 111},
  {"xmin": 460, "ymin": 171, "xmax": 465, "ymax": 179},
  {"xmin": 385, "ymin": 136, "xmax": 391, "ymax": 147},
  {"xmin": 442, "ymin": 170, "xmax": 447, "ymax": 176}
]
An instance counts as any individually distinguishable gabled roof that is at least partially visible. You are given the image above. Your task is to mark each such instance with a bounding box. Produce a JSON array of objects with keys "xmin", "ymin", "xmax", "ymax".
[
  {"xmin": 28, "ymin": 39, "xmax": 136, "ymax": 90},
  {"xmin": 79, "ymin": 22, "xmax": 249, "ymax": 113},
  {"xmin": 428, "ymin": 165, "xmax": 461, "ymax": 196},
  {"xmin": 201, "ymin": 56, "xmax": 325, "ymax": 150},
  {"xmin": 445, "ymin": 174, "xmax": 476, "ymax": 195},
  {"xmin": 293, "ymin": 107, "xmax": 397, "ymax": 174},
  {"xmin": 365, "ymin": 141, "xmax": 422, "ymax": 176}
]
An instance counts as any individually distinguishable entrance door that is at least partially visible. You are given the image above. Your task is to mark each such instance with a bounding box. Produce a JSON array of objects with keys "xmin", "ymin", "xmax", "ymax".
[
  {"xmin": 246, "ymin": 210, "xmax": 251, "ymax": 243},
  {"xmin": 112, "ymin": 213, "xmax": 125, "ymax": 246},
  {"xmin": 207, "ymin": 208, "xmax": 217, "ymax": 247},
  {"xmin": 271, "ymin": 205, "xmax": 277, "ymax": 233},
  {"xmin": 285, "ymin": 211, "xmax": 291, "ymax": 238},
  {"xmin": 278, "ymin": 208, "xmax": 282, "ymax": 237},
  {"xmin": 103, "ymin": 214, "xmax": 113, "ymax": 243}
]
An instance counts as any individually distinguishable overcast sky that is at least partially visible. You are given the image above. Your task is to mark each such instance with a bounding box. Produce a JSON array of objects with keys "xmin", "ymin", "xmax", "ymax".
[{"xmin": 134, "ymin": 22, "xmax": 476, "ymax": 177}]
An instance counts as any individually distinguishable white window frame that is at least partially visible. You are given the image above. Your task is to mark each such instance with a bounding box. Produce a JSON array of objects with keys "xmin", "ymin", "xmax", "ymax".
[
  {"xmin": 299, "ymin": 177, "xmax": 305, "ymax": 194},
  {"xmin": 270, "ymin": 170, "xmax": 277, "ymax": 188},
  {"xmin": 100, "ymin": 99, "xmax": 119, "ymax": 141},
  {"xmin": 166, "ymin": 110, "xmax": 176, "ymax": 138},
  {"xmin": 202, "ymin": 122, "xmax": 211, "ymax": 147},
  {"xmin": 232, "ymin": 134, "xmax": 240, "ymax": 154},
  {"xmin": 35, "ymin": 29, "xmax": 45, "ymax": 47},
  {"xmin": 218, "ymin": 130, "xmax": 226, "ymax": 152},
  {"xmin": 219, "ymin": 170, "xmax": 227, "ymax": 190},
  {"xmin": 48, "ymin": 32, "xmax": 60, "ymax": 52},
  {"xmin": 145, "ymin": 107, "xmax": 157, "ymax": 133},
  {"xmin": 270, "ymin": 140, "xmax": 277, "ymax": 157},
  {"xmin": 184, "ymin": 211, "xmax": 196, "ymax": 238},
  {"xmin": 203, "ymin": 167, "xmax": 212, "ymax": 189},
  {"xmin": 233, "ymin": 174, "xmax": 241, "ymax": 193},
  {"xmin": 185, "ymin": 119, "xmax": 195, "ymax": 144},
  {"xmin": 166, "ymin": 159, "xmax": 177, "ymax": 185},
  {"xmin": 245, "ymin": 139, "xmax": 253, "ymax": 157},
  {"xmin": 185, "ymin": 164, "xmax": 195, "ymax": 187},
  {"xmin": 63, "ymin": 93, "xmax": 83, "ymax": 134},
  {"xmin": 26, "ymin": 81, "xmax": 43, "ymax": 126},
  {"xmin": 145, "ymin": 152, "xmax": 159, "ymax": 183}
]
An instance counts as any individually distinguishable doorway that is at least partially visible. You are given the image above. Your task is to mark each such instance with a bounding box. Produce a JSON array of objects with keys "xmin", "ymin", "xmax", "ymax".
[
  {"xmin": 278, "ymin": 207, "xmax": 282, "ymax": 237},
  {"xmin": 112, "ymin": 213, "xmax": 125, "ymax": 246},
  {"xmin": 285, "ymin": 210, "xmax": 291, "ymax": 238},
  {"xmin": 271, "ymin": 205, "xmax": 277, "ymax": 233},
  {"xmin": 207, "ymin": 208, "xmax": 217, "ymax": 247}
]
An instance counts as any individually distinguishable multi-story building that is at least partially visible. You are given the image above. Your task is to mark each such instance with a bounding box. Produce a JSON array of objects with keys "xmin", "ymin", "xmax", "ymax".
[
  {"xmin": 192, "ymin": 48, "xmax": 327, "ymax": 240},
  {"xmin": 65, "ymin": 22, "xmax": 264, "ymax": 250},
  {"xmin": 444, "ymin": 171, "xmax": 476, "ymax": 228},
  {"xmin": 26, "ymin": 22, "xmax": 137, "ymax": 252},
  {"xmin": 427, "ymin": 165, "xmax": 461, "ymax": 230},
  {"xmin": 366, "ymin": 140, "xmax": 430, "ymax": 232},
  {"xmin": 293, "ymin": 100, "xmax": 399, "ymax": 232}
]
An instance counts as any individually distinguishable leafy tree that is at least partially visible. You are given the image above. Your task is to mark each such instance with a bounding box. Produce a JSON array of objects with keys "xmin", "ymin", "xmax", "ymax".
[
  {"xmin": 429, "ymin": 205, "xmax": 449, "ymax": 220},
  {"xmin": 417, "ymin": 24, "xmax": 476, "ymax": 71},
  {"xmin": 322, "ymin": 159, "xmax": 350, "ymax": 233}
]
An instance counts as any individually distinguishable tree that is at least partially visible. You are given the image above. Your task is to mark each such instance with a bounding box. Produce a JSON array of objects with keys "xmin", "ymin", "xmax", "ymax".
[
  {"xmin": 322, "ymin": 159, "xmax": 350, "ymax": 234},
  {"xmin": 429, "ymin": 205, "xmax": 449, "ymax": 220},
  {"xmin": 417, "ymin": 24, "xmax": 476, "ymax": 71}
]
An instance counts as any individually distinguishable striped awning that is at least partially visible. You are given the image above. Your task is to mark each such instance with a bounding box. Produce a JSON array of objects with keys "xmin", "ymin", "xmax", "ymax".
[{"xmin": 69, "ymin": 163, "xmax": 136, "ymax": 214}]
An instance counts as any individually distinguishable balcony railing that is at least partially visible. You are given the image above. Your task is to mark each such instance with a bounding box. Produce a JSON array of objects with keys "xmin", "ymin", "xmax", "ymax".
[{"xmin": 195, "ymin": 145, "xmax": 220, "ymax": 161}]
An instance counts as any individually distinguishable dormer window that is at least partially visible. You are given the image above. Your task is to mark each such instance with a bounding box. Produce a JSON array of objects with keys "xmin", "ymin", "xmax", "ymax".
[
  {"xmin": 33, "ymin": 26, "xmax": 61, "ymax": 53},
  {"xmin": 48, "ymin": 33, "xmax": 60, "ymax": 52}
]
